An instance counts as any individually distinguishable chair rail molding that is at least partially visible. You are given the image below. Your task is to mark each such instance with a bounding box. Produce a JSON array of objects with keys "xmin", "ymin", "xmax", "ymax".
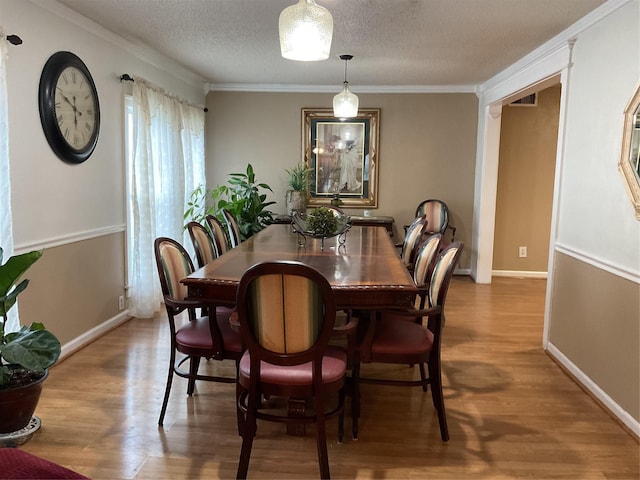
[{"xmin": 15, "ymin": 225, "xmax": 125, "ymax": 253}]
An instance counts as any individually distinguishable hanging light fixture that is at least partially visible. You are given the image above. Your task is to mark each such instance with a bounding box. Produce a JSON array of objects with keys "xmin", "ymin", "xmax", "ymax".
[
  {"xmin": 279, "ymin": 0, "xmax": 333, "ymax": 61},
  {"xmin": 333, "ymin": 54, "xmax": 359, "ymax": 118}
]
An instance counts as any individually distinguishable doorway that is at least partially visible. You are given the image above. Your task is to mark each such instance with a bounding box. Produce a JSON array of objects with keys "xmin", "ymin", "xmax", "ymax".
[{"xmin": 492, "ymin": 84, "xmax": 561, "ymax": 278}]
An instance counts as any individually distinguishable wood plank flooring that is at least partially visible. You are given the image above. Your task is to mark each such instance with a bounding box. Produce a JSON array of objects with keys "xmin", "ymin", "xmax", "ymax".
[{"xmin": 20, "ymin": 277, "xmax": 639, "ymax": 479}]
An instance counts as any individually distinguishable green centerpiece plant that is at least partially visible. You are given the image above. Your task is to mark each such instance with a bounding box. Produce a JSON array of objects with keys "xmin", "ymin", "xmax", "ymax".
[{"xmin": 306, "ymin": 207, "xmax": 339, "ymax": 236}]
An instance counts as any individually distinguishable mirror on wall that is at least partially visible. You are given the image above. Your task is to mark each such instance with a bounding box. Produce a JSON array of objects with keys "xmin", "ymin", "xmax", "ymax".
[{"xmin": 619, "ymin": 83, "xmax": 640, "ymax": 220}]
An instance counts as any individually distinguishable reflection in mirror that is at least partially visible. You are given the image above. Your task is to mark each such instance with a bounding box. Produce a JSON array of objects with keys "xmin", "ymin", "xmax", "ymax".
[
  {"xmin": 630, "ymin": 105, "xmax": 640, "ymax": 177},
  {"xmin": 619, "ymin": 83, "xmax": 640, "ymax": 220}
]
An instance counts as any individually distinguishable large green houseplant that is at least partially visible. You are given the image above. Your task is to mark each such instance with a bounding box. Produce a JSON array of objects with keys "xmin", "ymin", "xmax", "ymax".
[
  {"xmin": 0, "ymin": 247, "xmax": 61, "ymax": 433},
  {"xmin": 184, "ymin": 163, "xmax": 276, "ymax": 240}
]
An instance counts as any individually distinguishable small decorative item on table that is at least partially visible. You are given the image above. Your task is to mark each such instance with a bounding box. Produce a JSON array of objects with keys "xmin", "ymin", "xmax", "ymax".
[{"xmin": 291, "ymin": 208, "xmax": 351, "ymax": 249}]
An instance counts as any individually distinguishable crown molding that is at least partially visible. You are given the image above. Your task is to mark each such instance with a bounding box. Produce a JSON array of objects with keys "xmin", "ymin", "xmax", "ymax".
[
  {"xmin": 29, "ymin": 0, "xmax": 206, "ymax": 89},
  {"xmin": 479, "ymin": 0, "xmax": 631, "ymax": 99},
  {"xmin": 205, "ymin": 82, "xmax": 478, "ymax": 94}
]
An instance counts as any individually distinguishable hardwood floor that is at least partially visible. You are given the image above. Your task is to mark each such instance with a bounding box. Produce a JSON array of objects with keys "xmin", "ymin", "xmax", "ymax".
[{"xmin": 21, "ymin": 277, "xmax": 639, "ymax": 479}]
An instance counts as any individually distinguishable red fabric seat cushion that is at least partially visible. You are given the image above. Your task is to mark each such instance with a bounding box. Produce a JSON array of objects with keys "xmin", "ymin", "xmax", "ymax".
[
  {"xmin": 371, "ymin": 315, "xmax": 434, "ymax": 357},
  {"xmin": 175, "ymin": 312, "xmax": 243, "ymax": 353},
  {"xmin": 238, "ymin": 346, "xmax": 347, "ymax": 388}
]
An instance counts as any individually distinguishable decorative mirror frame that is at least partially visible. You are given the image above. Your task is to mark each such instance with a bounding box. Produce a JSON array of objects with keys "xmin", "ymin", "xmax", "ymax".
[
  {"xmin": 618, "ymin": 82, "xmax": 640, "ymax": 220},
  {"xmin": 302, "ymin": 108, "xmax": 380, "ymax": 208}
]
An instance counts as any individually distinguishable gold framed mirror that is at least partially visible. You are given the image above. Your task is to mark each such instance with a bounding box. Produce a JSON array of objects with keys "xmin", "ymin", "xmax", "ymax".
[
  {"xmin": 619, "ymin": 83, "xmax": 640, "ymax": 220},
  {"xmin": 302, "ymin": 108, "xmax": 380, "ymax": 208}
]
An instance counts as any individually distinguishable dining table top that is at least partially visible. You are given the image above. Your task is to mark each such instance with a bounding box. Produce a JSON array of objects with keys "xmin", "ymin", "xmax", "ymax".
[{"xmin": 182, "ymin": 223, "xmax": 417, "ymax": 310}]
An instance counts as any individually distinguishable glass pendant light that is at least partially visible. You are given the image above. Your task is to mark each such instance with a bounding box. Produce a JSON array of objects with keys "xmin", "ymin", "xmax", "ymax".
[
  {"xmin": 333, "ymin": 54, "xmax": 359, "ymax": 118},
  {"xmin": 279, "ymin": 0, "xmax": 333, "ymax": 61}
]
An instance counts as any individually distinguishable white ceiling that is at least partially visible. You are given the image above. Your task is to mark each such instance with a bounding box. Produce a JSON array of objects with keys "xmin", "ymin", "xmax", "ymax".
[{"xmin": 54, "ymin": 0, "xmax": 607, "ymax": 90}]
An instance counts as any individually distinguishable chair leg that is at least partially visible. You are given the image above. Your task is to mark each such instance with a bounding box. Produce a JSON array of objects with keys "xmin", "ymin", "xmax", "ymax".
[
  {"xmin": 235, "ymin": 362, "xmax": 245, "ymax": 436},
  {"xmin": 314, "ymin": 394, "xmax": 330, "ymax": 480},
  {"xmin": 351, "ymin": 355, "xmax": 361, "ymax": 440},
  {"xmin": 419, "ymin": 362, "xmax": 429, "ymax": 392},
  {"xmin": 187, "ymin": 356, "xmax": 201, "ymax": 395},
  {"xmin": 428, "ymin": 361, "xmax": 449, "ymax": 442},
  {"xmin": 236, "ymin": 393, "xmax": 258, "ymax": 480},
  {"xmin": 158, "ymin": 350, "xmax": 176, "ymax": 426},
  {"xmin": 337, "ymin": 389, "xmax": 345, "ymax": 444}
]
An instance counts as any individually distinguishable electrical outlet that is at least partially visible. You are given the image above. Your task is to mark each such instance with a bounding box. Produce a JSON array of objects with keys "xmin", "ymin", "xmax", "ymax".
[
  {"xmin": 118, "ymin": 295, "xmax": 125, "ymax": 311},
  {"xmin": 518, "ymin": 246, "xmax": 527, "ymax": 258}
]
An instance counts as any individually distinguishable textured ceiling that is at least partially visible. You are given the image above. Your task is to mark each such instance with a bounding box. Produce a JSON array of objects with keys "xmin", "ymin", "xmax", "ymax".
[{"xmin": 54, "ymin": 0, "xmax": 607, "ymax": 89}]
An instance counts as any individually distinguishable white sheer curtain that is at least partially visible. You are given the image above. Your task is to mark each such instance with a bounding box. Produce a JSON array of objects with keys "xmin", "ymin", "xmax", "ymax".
[
  {"xmin": 0, "ymin": 31, "xmax": 19, "ymax": 333},
  {"xmin": 128, "ymin": 77, "xmax": 205, "ymax": 318}
]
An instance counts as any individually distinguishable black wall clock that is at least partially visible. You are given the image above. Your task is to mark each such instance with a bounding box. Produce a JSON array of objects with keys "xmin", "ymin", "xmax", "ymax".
[{"xmin": 38, "ymin": 51, "xmax": 100, "ymax": 164}]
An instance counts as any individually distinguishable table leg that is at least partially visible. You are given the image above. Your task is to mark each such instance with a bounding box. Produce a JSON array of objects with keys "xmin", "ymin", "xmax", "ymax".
[{"xmin": 287, "ymin": 398, "xmax": 307, "ymax": 436}]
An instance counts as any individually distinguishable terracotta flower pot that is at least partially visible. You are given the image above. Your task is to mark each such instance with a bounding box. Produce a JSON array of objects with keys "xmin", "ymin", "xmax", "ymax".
[{"xmin": 0, "ymin": 369, "xmax": 48, "ymax": 434}]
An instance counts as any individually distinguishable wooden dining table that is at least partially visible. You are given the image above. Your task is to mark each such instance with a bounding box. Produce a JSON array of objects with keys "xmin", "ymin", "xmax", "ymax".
[
  {"xmin": 182, "ymin": 223, "xmax": 417, "ymax": 310},
  {"xmin": 182, "ymin": 223, "xmax": 417, "ymax": 436}
]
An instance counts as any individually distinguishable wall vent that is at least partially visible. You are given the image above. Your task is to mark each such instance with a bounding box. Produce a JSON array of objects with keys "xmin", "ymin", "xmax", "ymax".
[{"xmin": 509, "ymin": 93, "xmax": 537, "ymax": 107}]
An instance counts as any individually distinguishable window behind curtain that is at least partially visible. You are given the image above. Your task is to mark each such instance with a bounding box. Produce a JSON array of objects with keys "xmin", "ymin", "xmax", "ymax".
[
  {"xmin": 123, "ymin": 79, "xmax": 205, "ymax": 318},
  {"xmin": 0, "ymin": 33, "xmax": 19, "ymax": 332}
]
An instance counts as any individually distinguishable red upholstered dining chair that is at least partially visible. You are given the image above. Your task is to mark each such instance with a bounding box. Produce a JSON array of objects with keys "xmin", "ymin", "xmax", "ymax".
[
  {"xmin": 358, "ymin": 241, "xmax": 464, "ymax": 442},
  {"xmin": 222, "ymin": 208, "xmax": 242, "ymax": 248},
  {"xmin": 396, "ymin": 214, "xmax": 428, "ymax": 273},
  {"xmin": 206, "ymin": 214, "xmax": 230, "ymax": 257},
  {"xmin": 187, "ymin": 221, "xmax": 218, "ymax": 268},
  {"xmin": 234, "ymin": 261, "xmax": 351, "ymax": 480},
  {"xmin": 412, "ymin": 233, "xmax": 443, "ymax": 309},
  {"xmin": 406, "ymin": 199, "xmax": 456, "ymax": 244},
  {"xmin": 153, "ymin": 237, "xmax": 243, "ymax": 427},
  {"xmin": 187, "ymin": 221, "xmax": 235, "ymax": 318}
]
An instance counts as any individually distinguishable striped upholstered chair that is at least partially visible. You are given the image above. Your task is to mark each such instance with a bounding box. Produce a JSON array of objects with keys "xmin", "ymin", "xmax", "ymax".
[
  {"xmin": 153, "ymin": 237, "xmax": 243, "ymax": 427},
  {"xmin": 397, "ymin": 214, "xmax": 428, "ymax": 273},
  {"xmin": 205, "ymin": 214, "xmax": 229, "ymax": 257},
  {"xmin": 222, "ymin": 209, "xmax": 242, "ymax": 248},
  {"xmin": 412, "ymin": 233, "xmax": 443, "ymax": 309},
  {"xmin": 413, "ymin": 199, "xmax": 456, "ymax": 244},
  {"xmin": 358, "ymin": 241, "xmax": 464, "ymax": 442},
  {"xmin": 235, "ymin": 261, "xmax": 352, "ymax": 480},
  {"xmin": 187, "ymin": 221, "xmax": 218, "ymax": 268},
  {"xmin": 187, "ymin": 221, "xmax": 235, "ymax": 318}
]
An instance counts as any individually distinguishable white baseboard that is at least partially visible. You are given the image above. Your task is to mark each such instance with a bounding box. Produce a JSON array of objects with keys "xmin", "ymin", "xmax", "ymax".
[
  {"xmin": 546, "ymin": 342, "xmax": 640, "ymax": 438},
  {"xmin": 492, "ymin": 269, "xmax": 547, "ymax": 279},
  {"xmin": 59, "ymin": 310, "xmax": 132, "ymax": 361}
]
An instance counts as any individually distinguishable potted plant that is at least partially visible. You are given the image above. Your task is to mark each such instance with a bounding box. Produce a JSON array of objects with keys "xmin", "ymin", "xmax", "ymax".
[
  {"xmin": 184, "ymin": 163, "xmax": 276, "ymax": 240},
  {"xmin": 0, "ymin": 247, "xmax": 60, "ymax": 433},
  {"xmin": 285, "ymin": 162, "xmax": 312, "ymax": 216}
]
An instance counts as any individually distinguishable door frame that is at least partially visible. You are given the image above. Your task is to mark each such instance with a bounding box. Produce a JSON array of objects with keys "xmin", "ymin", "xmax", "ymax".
[{"xmin": 471, "ymin": 41, "xmax": 574, "ymax": 348}]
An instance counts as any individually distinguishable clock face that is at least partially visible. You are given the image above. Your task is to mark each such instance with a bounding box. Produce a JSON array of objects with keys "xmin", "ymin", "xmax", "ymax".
[
  {"xmin": 54, "ymin": 66, "xmax": 98, "ymax": 151},
  {"xmin": 39, "ymin": 52, "xmax": 100, "ymax": 164}
]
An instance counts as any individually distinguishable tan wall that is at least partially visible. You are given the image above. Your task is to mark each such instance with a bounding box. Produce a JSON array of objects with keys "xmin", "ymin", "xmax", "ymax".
[
  {"xmin": 549, "ymin": 252, "xmax": 640, "ymax": 421},
  {"xmin": 19, "ymin": 234, "xmax": 126, "ymax": 346},
  {"xmin": 493, "ymin": 85, "xmax": 559, "ymax": 272},
  {"xmin": 205, "ymin": 91, "xmax": 478, "ymax": 269}
]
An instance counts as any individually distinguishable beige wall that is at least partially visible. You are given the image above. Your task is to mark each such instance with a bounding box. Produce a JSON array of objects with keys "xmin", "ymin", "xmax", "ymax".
[
  {"xmin": 205, "ymin": 91, "xmax": 478, "ymax": 270},
  {"xmin": 550, "ymin": 252, "xmax": 639, "ymax": 420},
  {"xmin": 19, "ymin": 234, "xmax": 126, "ymax": 346},
  {"xmin": 493, "ymin": 85, "xmax": 559, "ymax": 272},
  {"xmin": 546, "ymin": 1, "xmax": 640, "ymax": 427}
]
